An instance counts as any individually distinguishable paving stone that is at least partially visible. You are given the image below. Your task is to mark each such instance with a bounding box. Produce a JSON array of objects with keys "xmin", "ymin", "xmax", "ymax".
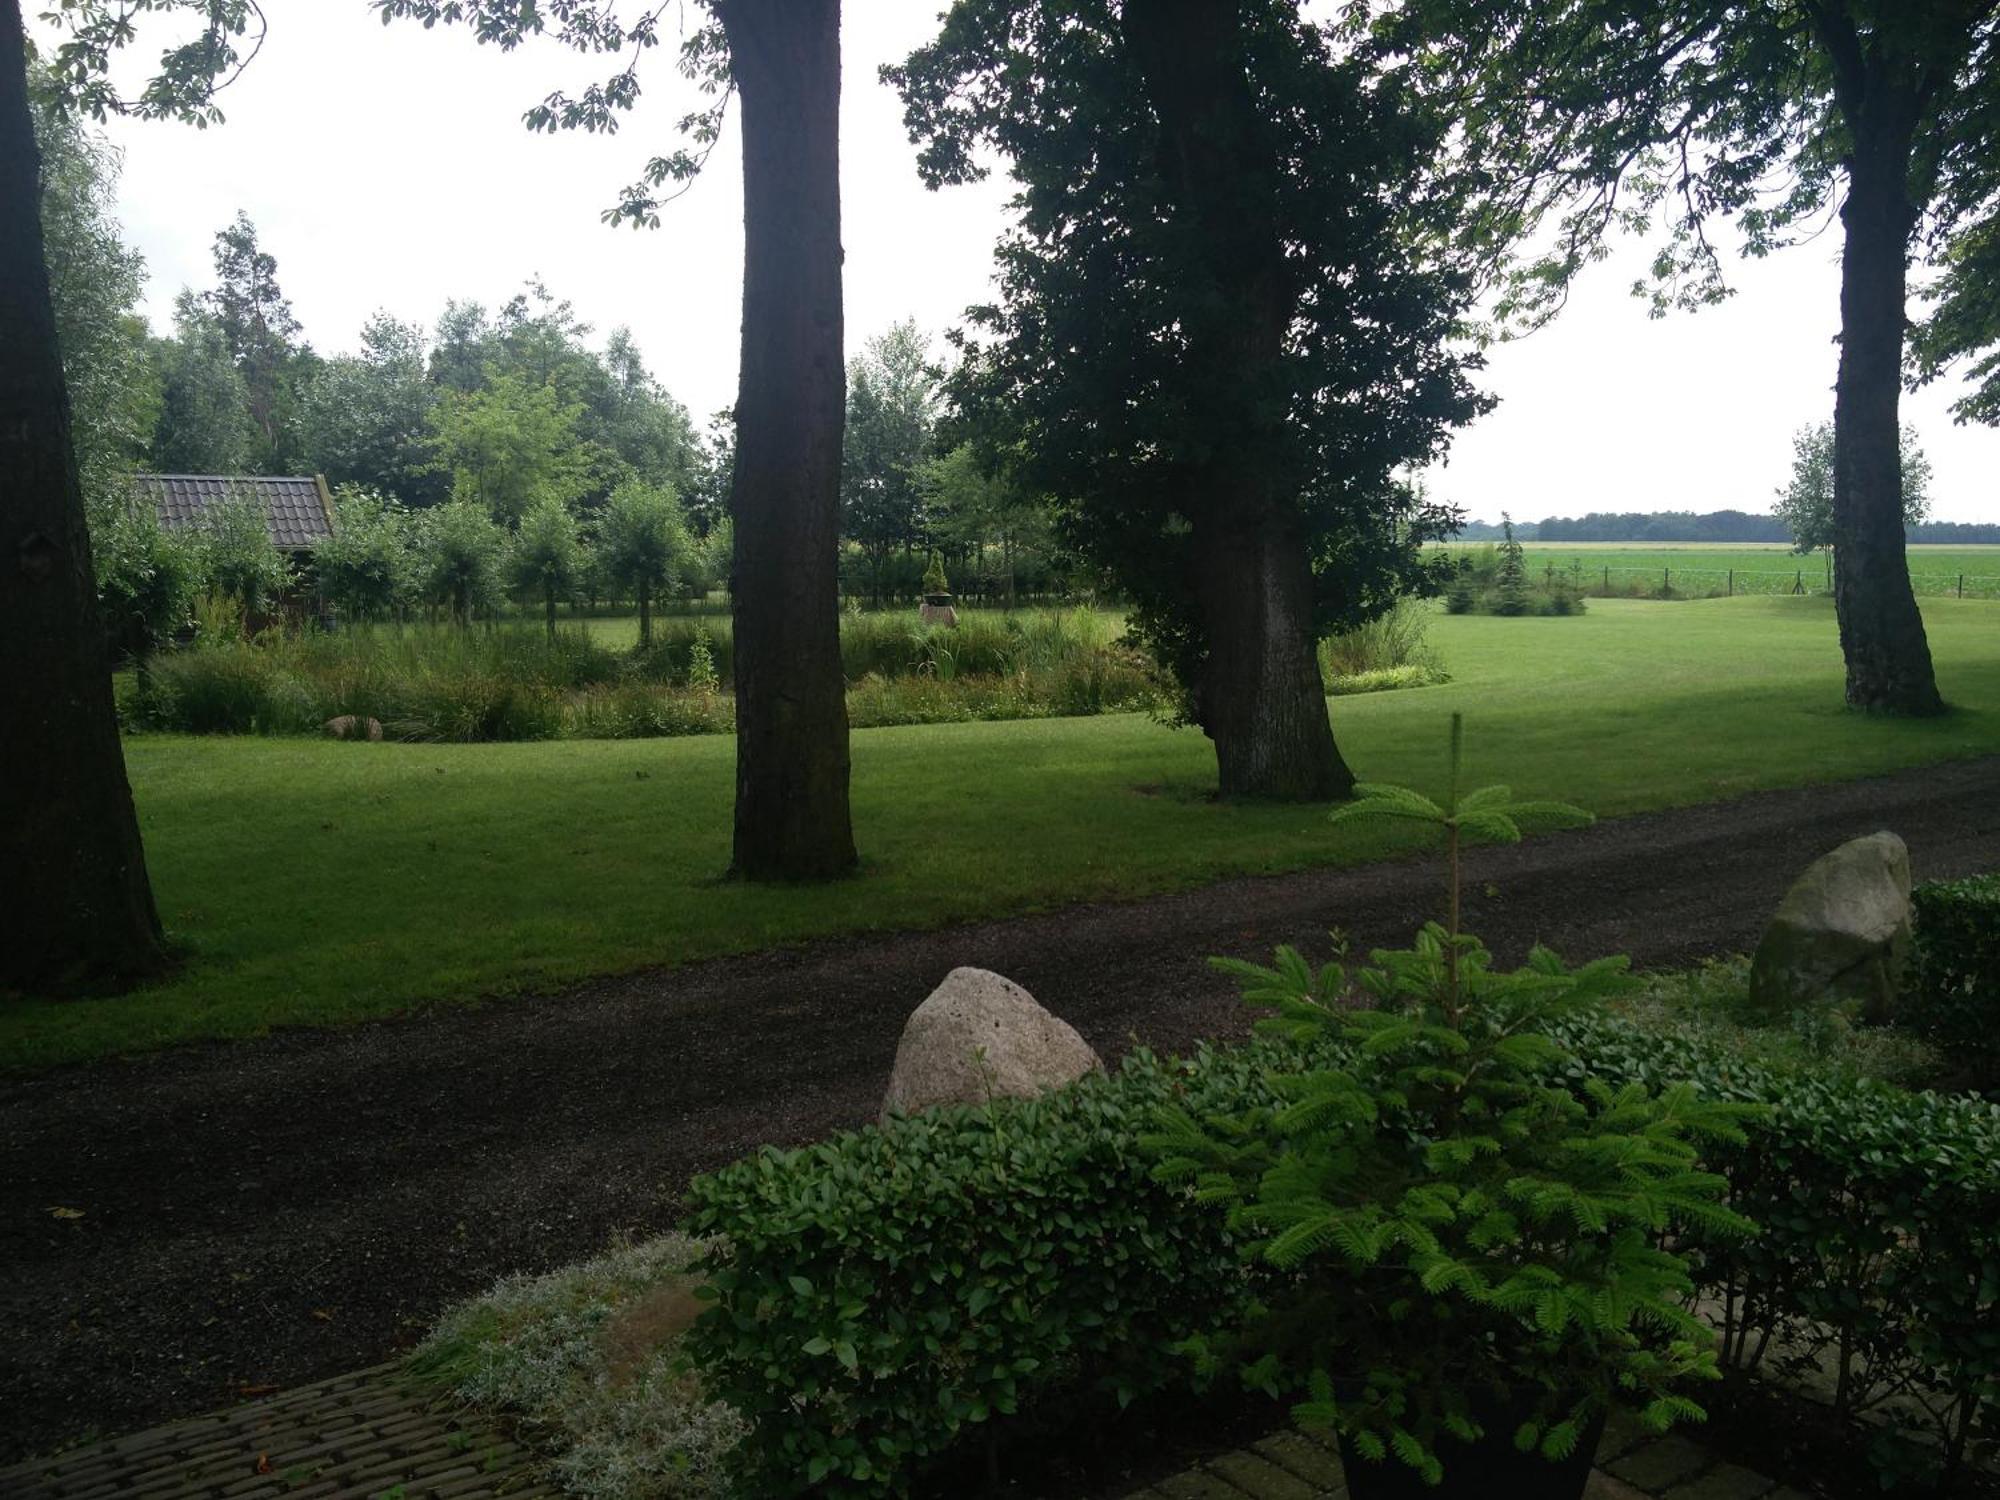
[
  {"xmin": 1585, "ymin": 1472, "xmax": 1654, "ymax": 1500},
  {"xmin": 1661, "ymin": 1459, "xmax": 1775, "ymax": 1500},
  {"xmin": 1597, "ymin": 1404, "xmax": 1655, "ymax": 1462},
  {"xmin": 1209, "ymin": 1449, "xmax": 1324, "ymax": 1499},
  {"xmin": 1609, "ymin": 1435, "xmax": 1711, "ymax": 1493},
  {"xmin": 1252, "ymin": 1430, "xmax": 1346, "ymax": 1490},
  {"xmin": 1155, "ymin": 1467, "xmax": 1256, "ymax": 1500}
]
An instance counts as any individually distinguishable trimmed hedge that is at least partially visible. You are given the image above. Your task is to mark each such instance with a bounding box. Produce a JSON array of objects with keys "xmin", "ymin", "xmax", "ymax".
[
  {"xmin": 1905, "ymin": 874, "xmax": 2000, "ymax": 1059},
  {"xmin": 681, "ymin": 1044, "xmax": 1296, "ymax": 1499},
  {"xmin": 1555, "ymin": 1014, "xmax": 2000, "ymax": 1489},
  {"xmin": 680, "ymin": 996, "xmax": 2000, "ymax": 1496}
]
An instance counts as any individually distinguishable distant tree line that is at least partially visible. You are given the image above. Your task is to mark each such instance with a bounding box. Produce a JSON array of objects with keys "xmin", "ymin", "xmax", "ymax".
[{"xmin": 1458, "ymin": 512, "xmax": 2000, "ymax": 546}]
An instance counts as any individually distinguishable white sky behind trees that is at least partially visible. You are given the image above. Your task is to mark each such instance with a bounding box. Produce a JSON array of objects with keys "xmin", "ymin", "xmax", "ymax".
[{"xmin": 54, "ymin": 2, "xmax": 1998, "ymax": 525}]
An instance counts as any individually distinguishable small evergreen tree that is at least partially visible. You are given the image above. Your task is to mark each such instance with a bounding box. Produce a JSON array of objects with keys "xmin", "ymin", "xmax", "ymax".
[{"xmin": 1492, "ymin": 515, "xmax": 1530, "ymax": 617}]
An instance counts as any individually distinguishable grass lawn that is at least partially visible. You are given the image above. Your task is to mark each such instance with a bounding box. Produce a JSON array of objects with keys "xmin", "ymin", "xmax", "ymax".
[{"xmin": 9, "ymin": 595, "xmax": 1999, "ymax": 1069}]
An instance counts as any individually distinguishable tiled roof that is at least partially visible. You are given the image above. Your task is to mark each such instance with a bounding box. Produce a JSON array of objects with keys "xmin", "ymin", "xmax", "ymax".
[{"xmin": 134, "ymin": 474, "xmax": 336, "ymax": 551}]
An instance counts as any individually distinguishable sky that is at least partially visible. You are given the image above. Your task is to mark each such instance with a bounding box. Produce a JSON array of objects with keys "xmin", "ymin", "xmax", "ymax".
[{"xmin": 52, "ymin": 2, "xmax": 2000, "ymax": 525}]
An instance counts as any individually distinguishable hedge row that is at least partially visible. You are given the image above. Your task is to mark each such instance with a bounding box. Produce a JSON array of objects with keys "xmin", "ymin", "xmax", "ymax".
[
  {"xmin": 1552, "ymin": 1014, "xmax": 2000, "ymax": 1490},
  {"xmin": 1905, "ymin": 874, "xmax": 2000, "ymax": 1060},
  {"xmin": 685, "ymin": 1001, "xmax": 2000, "ymax": 1497},
  {"xmin": 680, "ymin": 1042, "xmax": 1311, "ymax": 1498}
]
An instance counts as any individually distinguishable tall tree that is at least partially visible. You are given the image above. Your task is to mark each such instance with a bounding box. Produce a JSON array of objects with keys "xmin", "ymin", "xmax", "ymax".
[
  {"xmin": 430, "ymin": 371, "xmax": 593, "ymax": 525},
  {"xmin": 714, "ymin": 0, "xmax": 855, "ymax": 876},
  {"xmin": 1377, "ymin": 0, "xmax": 2000, "ymax": 714},
  {"xmin": 842, "ymin": 321, "xmax": 937, "ymax": 601},
  {"xmin": 895, "ymin": 0, "xmax": 1479, "ymax": 799},
  {"xmin": 150, "ymin": 292, "xmax": 256, "ymax": 473},
  {"xmin": 2, "ymin": 0, "xmax": 263, "ymax": 992},
  {"xmin": 298, "ymin": 311, "xmax": 444, "ymax": 505},
  {"xmin": 202, "ymin": 211, "xmax": 314, "ymax": 471},
  {"xmin": 378, "ymin": 0, "xmax": 857, "ymax": 879},
  {"xmin": 1775, "ymin": 419, "xmax": 1931, "ymax": 583}
]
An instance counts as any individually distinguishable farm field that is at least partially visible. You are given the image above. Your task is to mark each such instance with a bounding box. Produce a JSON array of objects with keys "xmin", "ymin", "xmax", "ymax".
[
  {"xmin": 1440, "ymin": 540, "xmax": 2000, "ymax": 597},
  {"xmin": 9, "ymin": 594, "xmax": 1998, "ymax": 1070}
]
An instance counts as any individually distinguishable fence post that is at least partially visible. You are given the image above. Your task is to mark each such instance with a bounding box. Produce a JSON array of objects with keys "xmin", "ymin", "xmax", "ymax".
[
  {"xmin": 1664, "ymin": 566, "xmax": 1671, "ymax": 597},
  {"xmin": 1960, "ymin": 573, "xmax": 1966, "ymax": 599},
  {"xmin": 1603, "ymin": 565, "xmax": 1610, "ymax": 591},
  {"xmin": 1728, "ymin": 568, "xmax": 1734, "ymax": 597},
  {"xmin": 1795, "ymin": 569, "xmax": 1803, "ymax": 594}
]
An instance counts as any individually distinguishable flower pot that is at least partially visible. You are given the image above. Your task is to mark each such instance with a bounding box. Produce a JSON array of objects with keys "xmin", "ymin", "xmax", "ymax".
[{"xmin": 1336, "ymin": 1402, "xmax": 1607, "ymax": 1500}]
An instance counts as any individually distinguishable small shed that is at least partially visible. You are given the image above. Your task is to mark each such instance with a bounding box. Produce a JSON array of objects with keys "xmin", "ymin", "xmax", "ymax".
[{"xmin": 134, "ymin": 473, "xmax": 337, "ymax": 556}]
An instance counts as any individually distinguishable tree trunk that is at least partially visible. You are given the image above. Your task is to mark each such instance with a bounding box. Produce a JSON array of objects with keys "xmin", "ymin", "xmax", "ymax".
[
  {"xmin": 717, "ymin": 0, "xmax": 856, "ymax": 880},
  {"xmin": 544, "ymin": 584, "xmax": 556, "ymax": 640},
  {"xmin": 0, "ymin": 0, "xmax": 166, "ymax": 992},
  {"xmin": 1125, "ymin": 0, "xmax": 1350, "ymax": 799},
  {"xmin": 638, "ymin": 580, "xmax": 652, "ymax": 647},
  {"xmin": 1830, "ymin": 80, "xmax": 1943, "ymax": 713},
  {"xmin": 1192, "ymin": 503, "xmax": 1354, "ymax": 799}
]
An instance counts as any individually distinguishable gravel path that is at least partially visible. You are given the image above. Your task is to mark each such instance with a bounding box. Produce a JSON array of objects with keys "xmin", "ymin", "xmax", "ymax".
[{"xmin": 5, "ymin": 756, "xmax": 1997, "ymax": 1464}]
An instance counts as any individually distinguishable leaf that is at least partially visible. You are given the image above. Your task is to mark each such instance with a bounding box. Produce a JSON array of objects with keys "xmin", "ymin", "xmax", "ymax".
[{"xmin": 47, "ymin": 1206, "xmax": 85, "ymax": 1220}]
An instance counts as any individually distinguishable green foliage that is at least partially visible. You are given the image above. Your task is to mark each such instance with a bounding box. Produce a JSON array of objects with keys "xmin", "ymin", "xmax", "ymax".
[
  {"xmin": 1903, "ymin": 875, "xmax": 2000, "ymax": 1064},
  {"xmin": 200, "ymin": 211, "xmax": 314, "ymax": 471},
  {"xmin": 418, "ymin": 499, "xmax": 509, "ymax": 625},
  {"xmin": 193, "ymin": 488, "xmax": 290, "ymax": 624},
  {"xmin": 30, "ymin": 75, "xmax": 157, "ymax": 519},
  {"xmin": 842, "ymin": 321, "xmax": 938, "ymax": 587},
  {"xmin": 1317, "ymin": 598, "xmax": 1444, "ymax": 686},
  {"xmin": 148, "ymin": 294, "xmax": 257, "ymax": 474},
  {"xmin": 683, "ymin": 1050, "xmax": 1268, "ymax": 1499},
  {"xmin": 298, "ymin": 313, "xmax": 444, "ymax": 505},
  {"xmin": 315, "ymin": 486, "xmax": 416, "ymax": 623},
  {"xmin": 1775, "ymin": 420, "xmax": 1931, "ymax": 557},
  {"xmin": 91, "ymin": 499, "xmax": 203, "ymax": 662},
  {"xmin": 509, "ymin": 497, "xmax": 587, "ymax": 631},
  {"xmin": 1149, "ymin": 930, "xmax": 1756, "ymax": 1484},
  {"xmin": 432, "ymin": 372, "xmax": 595, "ymax": 525},
  {"xmin": 892, "ymin": 2, "xmax": 1479, "ymax": 708},
  {"xmin": 920, "ymin": 550, "xmax": 949, "ymax": 598},
  {"xmin": 1492, "ymin": 516, "xmax": 1530, "ymax": 617},
  {"xmin": 1549, "ymin": 1011, "xmax": 2000, "ymax": 1491},
  {"xmin": 597, "ymin": 482, "xmax": 691, "ymax": 645}
]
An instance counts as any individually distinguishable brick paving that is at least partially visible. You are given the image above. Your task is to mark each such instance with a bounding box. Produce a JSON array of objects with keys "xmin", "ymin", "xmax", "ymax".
[
  {"xmin": 2, "ymin": 1362, "xmax": 1805, "ymax": 1500},
  {"xmin": 1128, "ymin": 1406, "xmax": 1809, "ymax": 1500},
  {"xmin": 0, "ymin": 1365, "xmax": 554, "ymax": 1500}
]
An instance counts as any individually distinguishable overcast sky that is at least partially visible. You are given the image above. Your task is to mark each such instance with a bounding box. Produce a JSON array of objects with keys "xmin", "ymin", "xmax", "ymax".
[{"xmin": 55, "ymin": 2, "xmax": 1999, "ymax": 525}]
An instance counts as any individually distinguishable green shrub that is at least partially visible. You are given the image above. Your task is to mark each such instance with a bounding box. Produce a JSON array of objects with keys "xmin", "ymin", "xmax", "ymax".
[
  {"xmin": 682, "ymin": 1048, "xmax": 1278, "ymax": 1499},
  {"xmin": 1904, "ymin": 874, "xmax": 2000, "ymax": 1060},
  {"xmin": 1317, "ymin": 597, "xmax": 1444, "ymax": 683},
  {"xmin": 1551, "ymin": 1012, "xmax": 2000, "ymax": 1491}
]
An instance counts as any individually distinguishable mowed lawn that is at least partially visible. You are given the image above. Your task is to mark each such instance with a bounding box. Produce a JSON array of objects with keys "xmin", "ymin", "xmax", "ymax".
[{"xmin": 8, "ymin": 595, "xmax": 1999, "ymax": 1068}]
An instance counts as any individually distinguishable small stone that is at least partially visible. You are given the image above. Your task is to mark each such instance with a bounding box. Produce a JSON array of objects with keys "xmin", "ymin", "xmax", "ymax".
[
  {"xmin": 881, "ymin": 968, "xmax": 1102, "ymax": 1120},
  {"xmin": 323, "ymin": 714, "xmax": 383, "ymax": 742}
]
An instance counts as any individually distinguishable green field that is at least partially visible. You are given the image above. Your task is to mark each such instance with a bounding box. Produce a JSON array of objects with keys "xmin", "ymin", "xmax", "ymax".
[
  {"xmin": 1442, "ymin": 541, "xmax": 2000, "ymax": 598},
  {"xmin": 10, "ymin": 595, "xmax": 2000, "ymax": 1070}
]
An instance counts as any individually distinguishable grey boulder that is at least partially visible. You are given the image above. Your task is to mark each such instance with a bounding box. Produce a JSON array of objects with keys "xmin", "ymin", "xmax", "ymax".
[
  {"xmin": 881, "ymin": 967, "xmax": 1102, "ymax": 1121},
  {"xmin": 1748, "ymin": 831, "xmax": 1912, "ymax": 1020}
]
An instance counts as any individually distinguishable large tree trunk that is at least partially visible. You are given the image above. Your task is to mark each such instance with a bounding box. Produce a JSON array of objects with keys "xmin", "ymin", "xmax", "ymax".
[
  {"xmin": 1830, "ymin": 75, "xmax": 1943, "ymax": 714},
  {"xmin": 1125, "ymin": 0, "xmax": 1350, "ymax": 799},
  {"xmin": 0, "ymin": 0, "xmax": 166, "ymax": 992},
  {"xmin": 1193, "ymin": 505, "xmax": 1354, "ymax": 799},
  {"xmin": 718, "ymin": 0, "xmax": 857, "ymax": 879}
]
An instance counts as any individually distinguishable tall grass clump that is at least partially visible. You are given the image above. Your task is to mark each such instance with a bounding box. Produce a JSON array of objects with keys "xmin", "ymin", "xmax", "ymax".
[{"xmin": 1317, "ymin": 598, "xmax": 1449, "ymax": 693}]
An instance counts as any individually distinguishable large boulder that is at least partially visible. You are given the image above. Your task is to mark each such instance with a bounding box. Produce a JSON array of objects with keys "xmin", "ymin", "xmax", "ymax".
[
  {"xmin": 881, "ymin": 967, "xmax": 1102, "ymax": 1121},
  {"xmin": 1748, "ymin": 831, "xmax": 1912, "ymax": 1020}
]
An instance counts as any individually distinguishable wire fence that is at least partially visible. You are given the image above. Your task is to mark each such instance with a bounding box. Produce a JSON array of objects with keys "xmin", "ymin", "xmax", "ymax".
[{"xmin": 1546, "ymin": 562, "xmax": 2000, "ymax": 602}]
